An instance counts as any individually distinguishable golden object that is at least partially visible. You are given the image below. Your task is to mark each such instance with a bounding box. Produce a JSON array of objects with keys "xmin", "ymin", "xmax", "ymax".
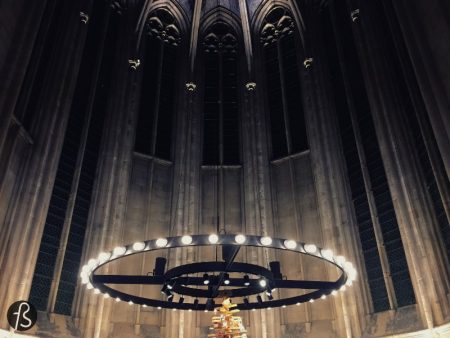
[{"xmin": 208, "ymin": 298, "xmax": 247, "ymax": 338}]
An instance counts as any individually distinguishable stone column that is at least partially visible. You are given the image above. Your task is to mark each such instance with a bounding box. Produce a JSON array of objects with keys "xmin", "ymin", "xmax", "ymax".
[
  {"xmin": 242, "ymin": 45, "xmax": 282, "ymax": 337},
  {"xmin": 0, "ymin": 0, "xmax": 90, "ymax": 328},
  {"xmin": 389, "ymin": 0, "xmax": 450, "ymax": 220},
  {"xmin": 0, "ymin": 0, "xmax": 48, "ymax": 155},
  {"xmin": 390, "ymin": 0, "xmax": 450, "ymax": 179},
  {"xmin": 73, "ymin": 4, "xmax": 141, "ymax": 337},
  {"xmin": 300, "ymin": 5, "xmax": 368, "ymax": 337},
  {"xmin": 347, "ymin": 0, "xmax": 450, "ymax": 329}
]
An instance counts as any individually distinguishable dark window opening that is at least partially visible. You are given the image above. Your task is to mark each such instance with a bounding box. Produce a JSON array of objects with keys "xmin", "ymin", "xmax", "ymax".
[
  {"xmin": 29, "ymin": 4, "xmax": 118, "ymax": 314},
  {"xmin": 325, "ymin": 3, "xmax": 415, "ymax": 311},
  {"xmin": 202, "ymin": 23, "xmax": 240, "ymax": 165},
  {"xmin": 134, "ymin": 12, "xmax": 180, "ymax": 161},
  {"xmin": 261, "ymin": 8, "xmax": 308, "ymax": 160}
]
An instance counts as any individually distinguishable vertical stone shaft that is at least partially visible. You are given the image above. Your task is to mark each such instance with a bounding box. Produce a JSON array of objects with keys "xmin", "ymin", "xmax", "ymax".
[
  {"xmin": 74, "ymin": 6, "xmax": 141, "ymax": 337},
  {"xmin": 301, "ymin": 5, "xmax": 367, "ymax": 337},
  {"xmin": 391, "ymin": 0, "xmax": 450, "ymax": 178},
  {"xmin": 0, "ymin": 0, "xmax": 89, "ymax": 328},
  {"xmin": 348, "ymin": 0, "xmax": 449, "ymax": 328}
]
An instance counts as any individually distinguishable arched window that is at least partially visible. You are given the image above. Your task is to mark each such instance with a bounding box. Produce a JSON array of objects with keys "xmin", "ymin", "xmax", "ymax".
[
  {"xmin": 202, "ymin": 22, "xmax": 240, "ymax": 165},
  {"xmin": 134, "ymin": 8, "xmax": 181, "ymax": 161},
  {"xmin": 260, "ymin": 7, "xmax": 308, "ymax": 159}
]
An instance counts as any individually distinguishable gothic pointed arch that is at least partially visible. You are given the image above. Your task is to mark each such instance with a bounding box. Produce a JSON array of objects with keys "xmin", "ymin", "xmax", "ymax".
[
  {"xmin": 200, "ymin": 14, "xmax": 242, "ymax": 165},
  {"xmin": 134, "ymin": 4, "xmax": 185, "ymax": 160},
  {"xmin": 135, "ymin": 0, "xmax": 189, "ymax": 52},
  {"xmin": 255, "ymin": 4, "xmax": 308, "ymax": 159}
]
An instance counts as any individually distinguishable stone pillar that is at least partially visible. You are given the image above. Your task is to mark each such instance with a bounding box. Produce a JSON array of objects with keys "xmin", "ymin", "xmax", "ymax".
[
  {"xmin": 389, "ymin": 0, "xmax": 450, "ymax": 221},
  {"xmin": 0, "ymin": 0, "xmax": 90, "ymax": 328},
  {"xmin": 347, "ymin": 0, "xmax": 450, "ymax": 329},
  {"xmin": 300, "ymin": 5, "xmax": 368, "ymax": 337},
  {"xmin": 0, "ymin": 0, "xmax": 48, "ymax": 155},
  {"xmin": 390, "ymin": 0, "xmax": 450, "ymax": 179},
  {"xmin": 73, "ymin": 5, "xmax": 141, "ymax": 337},
  {"xmin": 243, "ymin": 47, "xmax": 282, "ymax": 337}
]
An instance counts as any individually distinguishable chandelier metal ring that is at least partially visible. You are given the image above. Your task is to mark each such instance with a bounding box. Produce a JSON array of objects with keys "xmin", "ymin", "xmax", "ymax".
[{"xmin": 80, "ymin": 234, "xmax": 357, "ymax": 311}]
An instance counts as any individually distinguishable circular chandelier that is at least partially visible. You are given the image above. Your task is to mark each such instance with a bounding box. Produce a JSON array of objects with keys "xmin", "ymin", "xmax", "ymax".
[{"xmin": 80, "ymin": 234, "xmax": 357, "ymax": 311}]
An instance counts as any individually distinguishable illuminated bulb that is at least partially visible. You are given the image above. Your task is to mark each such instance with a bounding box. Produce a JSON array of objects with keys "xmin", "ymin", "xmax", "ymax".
[
  {"xmin": 113, "ymin": 246, "xmax": 126, "ymax": 256},
  {"xmin": 282, "ymin": 305, "xmax": 286, "ymax": 308},
  {"xmin": 296, "ymin": 303, "xmax": 300, "ymax": 306},
  {"xmin": 156, "ymin": 238, "xmax": 168, "ymax": 248},
  {"xmin": 259, "ymin": 279, "xmax": 267, "ymax": 288},
  {"xmin": 88, "ymin": 259, "xmax": 97, "ymax": 269},
  {"xmin": 304, "ymin": 244, "xmax": 317, "ymax": 254},
  {"xmin": 98, "ymin": 252, "xmax": 111, "ymax": 263},
  {"xmin": 340, "ymin": 285, "xmax": 346, "ymax": 292},
  {"xmin": 268, "ymin": 307, "xmax": 272, "ymax": 310},
  {"xmin": 133, "ymin": 242, "xmax": 145, "ymax": 251},
  {"xmin": 80, "ymin": 270, "xmax": 88, "ymax": 279},
  {"xmin": 332, "ymin": 290, "xmax": 338, "ymax": 296},
  {"xmin": 346, "ymin": 279, "xmax": 353, "ymax": 286},
  {"xmin": 309, "ymin": 299, "xmax": 314, "ymax": 303},
  {"xmin": 157, "ymin": 306, "xmax": 162, "ymax": 310},
  {"xmin": 321, "ymin": 249, "xmax": 334, "ymax": 260},
  {"xmin": 224, "ymin": 273, "xmax": 230, "ymax": 285},
  {"xmin": 204, "ymin": 309, "xmax": 208, "ymax": 313},
  {"xmin": 172, "ymin": 308, "xmax": 176, "ymax": 311},
  {"xmin": 208, "ymin": 234, "xmax": 219, "ymax": 244},
  {"xmin": 81, "ymin": 277, "xmax": 89, "ymax": 284},
  {"xmin": 87, "ymin": 283, "xmax": 93, "ymax": 290},
  {"xmin": 349, "ymin": 268, "xmax": 357, "ymax": 281},
  {"xmin": 252, "ymin": 308, "xmax": 256, "ymax": 311},
  {"xmin": 94, "ymin": 289, "xmax": 100, "ymax": 294},
  {"xmin": 128, "ymin": 301, "xmax": 133, "ymax": 305},
  {"xmin": 235, "ymin": 234, "xmax": 246, "ymax": 244},
  {"xmin": 335, "ymin": 255, "xmax": 346, "ymax": 266},
  {"xmin": 188, "ymin": 309, "xmax": 192, "ymax": 312},
  {"xmin": 321, "ymin": 295, "xmax": 327, "ymax": 300},
  {"xmin": 284, "ymin": 239, "xmax": 297, "ymax": 249},
  {"xmin": 260, "ymin": 236, "xmax": 272, "ymax": 246},
  {"xmin": 143, "ymin": 304, "xmax": 147, "ymax": 308},
  {"xmin": 104, "ymin": 293, "xmax": 110, "ymax": 299},
  {"xmin": 181, "ymin": 235, "xmax": 192, "ymax": 245},
  {"xmin": 82, "ymin": 265, "xmax": 90, "ymax": 273},
  {"xmin": 115, "ymin": 297, "xmax": 121, "ymax": 302}
]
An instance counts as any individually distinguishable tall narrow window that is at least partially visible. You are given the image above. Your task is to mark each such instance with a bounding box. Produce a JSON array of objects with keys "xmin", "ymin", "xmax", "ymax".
[
  {"xmin": 260, "ymin": 7, "xmax": 308, "ymax": 159},
  {"xmin": 325, "ymin": 3, "xmax": 415, "ymax": 311},
  {"xmin": 134, "ymin": 9, "xmax": 180, "ymax": 161},
  {"xmin": 202, "ymin": 22, "xmax": 240, "ymax": 165},
  {"xmin": 29, "ymin": 3, "xmax": 118, "ymax": 314}
]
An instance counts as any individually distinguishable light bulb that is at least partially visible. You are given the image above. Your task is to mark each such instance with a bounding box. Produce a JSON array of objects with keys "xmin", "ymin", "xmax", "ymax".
[
  {"xmin": 304, "ymin": 244, "xmax": 317, "ymax": 254},
  {"xmin": 259, "ymin": 279, "xmax": 267, "ymax": 288},
  {"xmin": 284, "ymin": 239, "xmax": 296, "ymax": 249},
  {"xmin": 133, "ymin": 242, "xmax": 145, "ymax": 251},
  {"xmin": 208, "ymin": 234, "xmax": 219, "ymax": 244},
  {"xmin": 113, "ymin": 246, "xmax": 126, "ymax": 256},
  {"xmin": 181, "ymin": 235, "xmax": 192, "ymax": 245},
  {"xmin": 156, "ymin": 238, "xmax": 168, "ymax": 248},
  {"xmin": 235, "ymin": 234, "xmax": 246, "ymax": 244},
  {"xmin": 321, "ymin": 249, "xmax": 334, "ymax": 260},
  {"xmin": 335, "ymin": 256, "xmax": 346, "ymax": 266},
  {"xmin": 260, "ymin": 236, "xmax": 272, "ymax": 246},
  {"xmin": 87, "ymin": 259, "xmax": 97, "ymax": 269},
  {"xmin": 98, "ymin": 252, "xmax": 111, "ymax": 263}
]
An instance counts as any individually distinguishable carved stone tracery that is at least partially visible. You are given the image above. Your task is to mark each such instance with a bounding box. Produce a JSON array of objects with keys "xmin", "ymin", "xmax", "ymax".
[
  {"xmin": 203, "ymin": 22, "xmax": 238, "ymax": 53},
  {"xmin": 260, "ymin": 7, "xmax": 295, "ymax": 46},
  {"xmin": 146, "ymin": 8, "xmax": 181, "ymax": 46}
]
